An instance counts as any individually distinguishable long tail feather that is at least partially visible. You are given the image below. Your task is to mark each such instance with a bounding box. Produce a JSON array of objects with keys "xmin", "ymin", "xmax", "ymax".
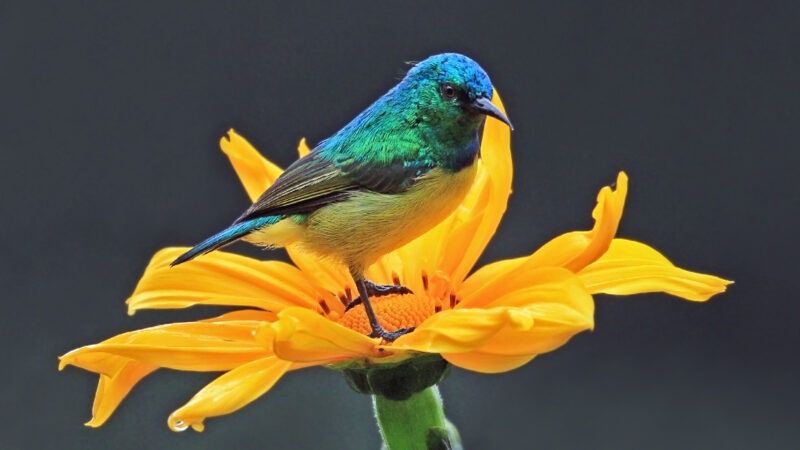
[{"xmin": 170, "ymin": 216, "xmax": 280, "ymax": 266}]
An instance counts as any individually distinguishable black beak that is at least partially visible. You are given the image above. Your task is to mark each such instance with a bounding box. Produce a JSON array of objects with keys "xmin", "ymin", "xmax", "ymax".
[{"xmin": 467, "ymin": 96, "xmax": 514, "ymax": 130}]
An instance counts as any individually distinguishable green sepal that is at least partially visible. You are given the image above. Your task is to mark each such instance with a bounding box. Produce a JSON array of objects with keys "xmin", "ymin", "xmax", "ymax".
[{"xmin": 337, "ymin": 353, "xmax": 450, "ymax": 401}]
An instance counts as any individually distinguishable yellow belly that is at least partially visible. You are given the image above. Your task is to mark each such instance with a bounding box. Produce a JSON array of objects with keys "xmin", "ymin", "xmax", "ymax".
[
  {"xmin": 301, "ymin": 164, "xmax": 478, "ymax": 271},
  {"xmin": 243, "ymin": 217, "xmax": 305, "ymax": 249}
]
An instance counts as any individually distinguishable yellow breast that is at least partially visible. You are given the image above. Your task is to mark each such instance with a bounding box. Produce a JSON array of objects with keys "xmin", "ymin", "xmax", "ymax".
[{"xmin": 300, "ymin": 164, "xmax": 478, "ymax": 271}]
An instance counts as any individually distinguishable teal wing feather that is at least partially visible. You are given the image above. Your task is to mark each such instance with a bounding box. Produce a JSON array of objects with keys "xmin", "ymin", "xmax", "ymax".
[{"xmin": 235, "ymin": 149, "xmax": 435, "ymax": 223}]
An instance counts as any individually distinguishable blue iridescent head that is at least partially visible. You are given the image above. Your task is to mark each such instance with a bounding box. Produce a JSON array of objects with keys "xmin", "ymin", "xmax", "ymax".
[{"xmin": 401, "ymin": 53, "xmax": 513, "ymax": 130}]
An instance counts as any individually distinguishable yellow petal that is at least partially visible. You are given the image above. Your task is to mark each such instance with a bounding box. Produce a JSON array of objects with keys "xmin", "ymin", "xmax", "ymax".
[
  {"xmin": 422, "ymin": 267, "xmax": 595, "ymax": 373},
  {"xmin": 391, "ymin": 306, "xmax": 536, "ymax": 354},
  {"xmin": 260, "ymin": 307, "xmax": 380, "ymax": 363},
  {"xmin": 60, "ymin": 321, "xmax": 269, "ymax": 373},
  {"xmin": 578, "ymin": 239, "xmax": 732, "ymax": 301},
  {"xmin": 364, "ymin": 251, "xmax": 406, "ymax": 289},
  {"xmin": 220, "ymin": 129, "xmax": 284, "ymax": 202},
  {"xmin": 297, "ymin": 138, "xmax": 311, "ymax": 157},
  {"xmin": 458, "ymin": 257, "xmax": 526, "ymax": 297},
  {"xmin": 70, "ymin": 311, "xmax": 281, "ymax": 428},
  {"xmin": 85, "ymin": 361, "xmax": 157, "ymax": 427},
  {"xmin": 126, "ymin": 247, "xmax": 325, "ymax": 315},
  {"xmin": 532, "ymin": 172, "xmax": 628, "ymax": 272},
  {"xmin": 467, "ymin": 309, "xmax": 593, "ymax": 357},
  {"xmin": 460, "ymin": 263, "xmax": 593, "ymax": 314},
  {"xmin": 441, "ymin": 352, "xmax": 534, "ymax": 374},
  {"xmin": 438, "ymin": 308, "xmax": 591, "ymax": 373},
  {"xmin": 65, "ymin": 344, "xmax": 266, "ymax": 372},
  {"xmin": 381, "ymin": 90, "xmax": 512, "ymax": 287},
  {"xmin": 204, "ymin": 309, "xmax": 279, "ymax": 322},
  {"xmin": 470, "ymin": 268, "xmax": 595, "ymax": 345},
  {"xmin": 167, "ymin": 357, "xmax": 293, "ymax": 432},
  {"xmin": 459, "ymin": 172, "xmax": 628, "ymax": 292}
]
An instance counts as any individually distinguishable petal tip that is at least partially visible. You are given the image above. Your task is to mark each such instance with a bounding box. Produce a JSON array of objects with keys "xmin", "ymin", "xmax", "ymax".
[
  {"xmin": 84, "ymin": 417, "xmax": 104, "ymax": 428},
  {"xmin": 297, "ymin": 138, "xmax": 311, "ymax": 157},
  {"xmin": 168, "ymin": 413, "xmax": 199, "ymax": 432}
]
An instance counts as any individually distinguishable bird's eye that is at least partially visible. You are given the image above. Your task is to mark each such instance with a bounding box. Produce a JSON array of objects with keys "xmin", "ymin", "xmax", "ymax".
[{"xmin": 442, "ymin": 84, "xmax": 457, "ymax": 99}]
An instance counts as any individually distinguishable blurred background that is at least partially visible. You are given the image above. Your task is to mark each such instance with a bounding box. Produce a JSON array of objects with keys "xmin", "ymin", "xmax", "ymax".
[{"xmin": 2, "ymin": 1, "xmax": 798, "ymax": 449}]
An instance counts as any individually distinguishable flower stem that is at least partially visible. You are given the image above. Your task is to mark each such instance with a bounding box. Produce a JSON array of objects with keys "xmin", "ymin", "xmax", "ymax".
[{"xmin": 373, "ymin": 385, "xmax": 458, "ymax": 450}]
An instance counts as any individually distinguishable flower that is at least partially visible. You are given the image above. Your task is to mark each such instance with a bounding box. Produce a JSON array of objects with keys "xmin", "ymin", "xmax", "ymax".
[{"xmin": 59, "ymin": 92, "xmax": 731, "ymax": 432}]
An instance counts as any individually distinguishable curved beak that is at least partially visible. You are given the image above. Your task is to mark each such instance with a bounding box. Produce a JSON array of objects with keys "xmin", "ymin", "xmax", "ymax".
[{"xmin": 467, "ymin": 96, "xmax": 514, "ymax": 130}]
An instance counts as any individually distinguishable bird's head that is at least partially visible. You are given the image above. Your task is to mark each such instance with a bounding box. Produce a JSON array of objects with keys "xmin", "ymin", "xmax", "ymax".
[{"xmin": 402, "ymin": 53, "xmax": 513, "ymax": 132}]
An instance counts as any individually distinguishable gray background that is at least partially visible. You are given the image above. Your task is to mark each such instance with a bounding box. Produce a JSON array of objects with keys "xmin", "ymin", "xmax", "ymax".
[{"xmin": 2, "ymin": 1, "xmax": 798, "ymax": 449}]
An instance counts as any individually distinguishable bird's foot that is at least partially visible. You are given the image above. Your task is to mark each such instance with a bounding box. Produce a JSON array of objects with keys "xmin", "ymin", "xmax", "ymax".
[
  {"xmin": 366, "ymin": 280, "xmax": 414, "ymax": 297},
  {"xmin": 344, "ymin": 281, "xmax": 413, "ymax": 311},
  {"xmin": 368, "ymin": 326, "xmax": 416, "ymax": 342}
]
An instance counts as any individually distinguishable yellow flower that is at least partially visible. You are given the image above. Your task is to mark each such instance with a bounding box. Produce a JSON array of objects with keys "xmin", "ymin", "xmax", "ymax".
[{"xmin": 59, "ymin": 92, "xmax": 731, "ymax": 432}]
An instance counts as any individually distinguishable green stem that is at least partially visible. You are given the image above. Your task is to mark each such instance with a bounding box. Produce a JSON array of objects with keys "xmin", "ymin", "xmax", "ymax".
[{"xmin": 373, "ymin": 385, "xmax": 451, "ymax": 450}]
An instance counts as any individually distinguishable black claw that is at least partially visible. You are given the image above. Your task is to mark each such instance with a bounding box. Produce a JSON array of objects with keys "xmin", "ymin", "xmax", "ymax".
[
  {"xmin": 365, "ymin": 281, "xmax": 414, "ymax": 297},
  {"xmin": 344, "ymin": 297, "xmax": 362, "ymax": 312},
  {"xmin": 345, "ymin": 282, "xmax": 413, "ymax": 312},
  {"xmin": 369, "ymin": 326, "xmax": 416, "ymax": 342}
]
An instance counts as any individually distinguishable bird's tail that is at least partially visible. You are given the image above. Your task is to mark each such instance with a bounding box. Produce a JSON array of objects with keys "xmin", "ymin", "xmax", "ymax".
[{"xmin": 170, "ymin": 216, "xmax": 281, "ymax": 266}]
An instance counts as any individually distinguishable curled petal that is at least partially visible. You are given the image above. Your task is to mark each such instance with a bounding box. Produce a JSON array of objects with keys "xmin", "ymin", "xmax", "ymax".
[
  {"xmin": 126, "ymin": 247, "xmax": 324, "ymax": 315},
  {"xmin": 66, "ymin": 312, "xmax": 280, "ymax": 427},
  {"xmin": 437, "ymin": 305, "xmax": 592, "ymax": 373},
  {"xmin": 259, "ymin": 307, "xmax": 380, "ymax": 363},
  {"xmin": 578, "ymin": 239, "xmax": 732, "ymax": 301},
  {"xmin": 467, "ymin": 306, "xmax": 593, "ymax": 357},
  {"xmin": 460, "ymin": 263, "xmax": 594, "ymax": 315},
  {"xmin": 167, "ymin": 357, "xmax": 293, "ymax": 432},
  {"xmin": 529, "ymin": 172, "xmax": 628, "ymax": 272},
  {"xmin": 458, "ymin": 172, "xmax": 627, "ymax": 298},
  {"xmin": 220, "ymin": 129, "xmax": 284, "ymax": 202},
  {"xmin": 85, "ymin": 361, "xmax": 157, "ymax": 427},
  {"xmin": 384, "ymin": 90, "xmax": 512, "ymax": 287},
  {"xmin": 390, "ymin": 307, "xmax": 536, "ymax": 354},
  {"xmin": 429, "ymin": 267, "xmax": 594, "ymax": 373}
]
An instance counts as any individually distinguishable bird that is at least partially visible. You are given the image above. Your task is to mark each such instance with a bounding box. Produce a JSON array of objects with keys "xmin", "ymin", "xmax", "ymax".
[{"xmin": 171, "ymin": 53, "xmax": 513, "ymax": 341}]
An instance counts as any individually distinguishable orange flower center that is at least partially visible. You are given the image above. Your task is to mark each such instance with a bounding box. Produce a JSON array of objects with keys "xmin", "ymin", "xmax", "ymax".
[
  {"xmin": 327, "ymin": 271, "xmax": 461, "ymax": 335},
  {"xmin": 337, "ymin": 293, "xmax": 437, "ymax": 334}
]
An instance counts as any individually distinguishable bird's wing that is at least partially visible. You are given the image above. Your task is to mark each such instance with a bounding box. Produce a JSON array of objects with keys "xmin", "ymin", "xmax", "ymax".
[
  {"xmin": 334, "ymin": 151, "xmax": 435, "ymax": 194},
  {"xmin": 235, "ymin": 150, "xmax": 435, "ymax": 223}
]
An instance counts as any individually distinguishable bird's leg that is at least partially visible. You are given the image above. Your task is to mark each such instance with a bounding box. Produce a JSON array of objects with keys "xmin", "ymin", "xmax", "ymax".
[
  {"xmin": 344, "ymin": 280, "xmax": 413, "ymax": 312},
  {"xmin": 350, "ymin": 271, "xmax": 415, "ymax": 342}
]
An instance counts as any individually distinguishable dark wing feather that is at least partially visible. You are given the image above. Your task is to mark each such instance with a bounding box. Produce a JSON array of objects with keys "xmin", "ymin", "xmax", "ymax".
[
  {"xmin": 235, "ymin": 151, "xmax": 354, "ymax": 222},
  {"xmin": 235, "ymin": 150, "xmax": 435, "ymax": 223},
  {"xmin": 335, "ymin": 157, "xmax": 435, "ymax": 193}
]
